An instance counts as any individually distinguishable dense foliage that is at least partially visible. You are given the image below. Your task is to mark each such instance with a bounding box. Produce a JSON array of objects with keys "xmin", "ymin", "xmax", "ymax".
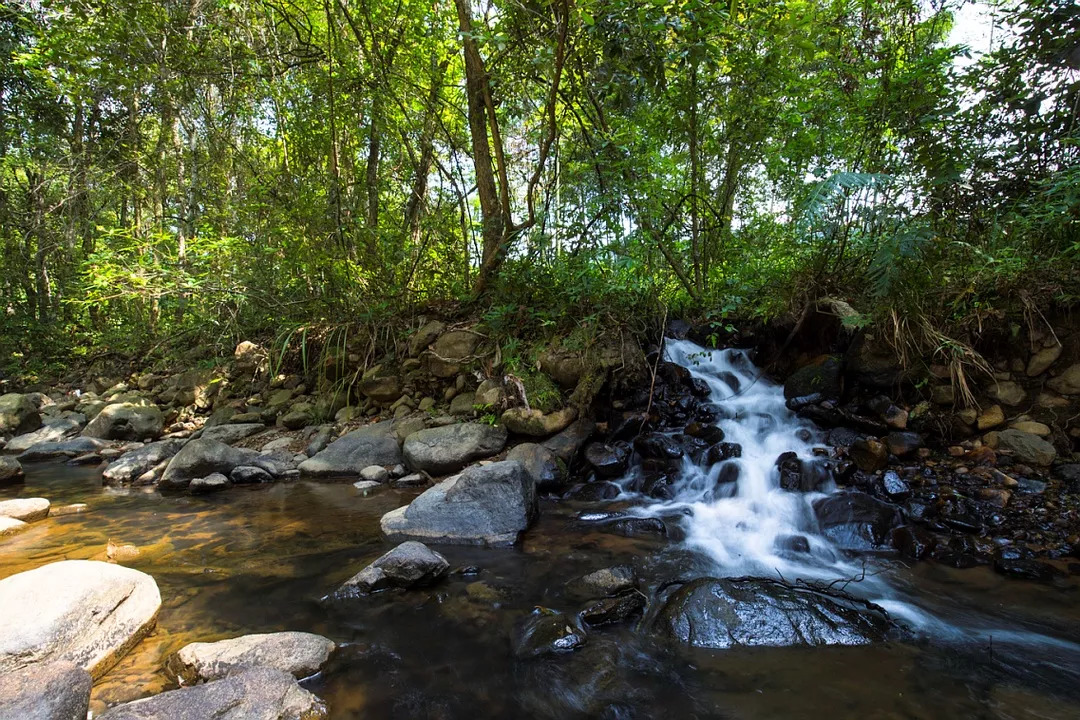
[{"xmin": 0, "ymin": 0, "xmax": 1076, "ymax": 362}]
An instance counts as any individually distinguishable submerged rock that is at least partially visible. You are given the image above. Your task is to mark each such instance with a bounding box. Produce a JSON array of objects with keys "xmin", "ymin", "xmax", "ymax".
[
  {"xmin": 584, "ymin": 442, "xmax": 632, "ymax": 479},
  {"xmin": 0, "ymin": 660, "xmax": 92, "ymax": 720},
  {"xmin": 651, "ymin": 577, "xmax": 894, "ymax": 649},
  {"xmin": 0, "ymin": 560, "xmax": 160, "ymax": 678},
  {"xmin": 298, "ymin": 422, "xmax": 402, "ymax": 478},
  {"xmin": 566, "ymin": 566, "xmax": 637, "ymax": 600},
  {"xmin": 98, "ymin": 666, "xmax": 327, "ymax": 720},
  {"xmin": 102, "ymin": 439, "xmax": 186, "ymax": 486},
  {"xmin": 335, "ymin": 541, "xmax": 449, "ymax": 596},
  {"xmin": 381, "ymin": 460, "xmax": 536, "ymax": 546},
  {"xmin": 168, "ymin": 632, "xmax": 336, "ymax": 684},
  {"xmin": 402, "ymin": 422, "xmax": 507, "ymax": 476},
  {"xmin": 513, "ymin": 609, "xmax": 587, "ymax": 658},
  {"xmin": 579, "ymin": 592, "xmax": 646, "ymax": 627}
]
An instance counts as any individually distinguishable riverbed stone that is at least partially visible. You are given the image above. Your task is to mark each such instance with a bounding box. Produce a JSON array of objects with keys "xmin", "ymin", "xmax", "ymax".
[
  {"xmin": 506, "ymin": 442, "xmax": 565, "ymax": 491},
  {"xmin": 850, "ymin": 437, "xmax": 887, "ymax": 472},
  {"xmin": 336, "ymin": 541, "xmax": 449, "ymax": 596},
  {"xmin": 381, "ymin": 460, "xmax": 537, "ymax": 546},
  {"xmin": 1009, "ymin": 420, "xmax": 1051, "ymax": 437},
  {"xmin": 359, "ymin": 465, "xmax": 390, "ymax": 483},
  {"xmin": 977, "ymin": 404, "xmax": 1005, "ymax": 430},
  {"xmin": 102, "ymin": 439, "xmax": 186, "ymax": 486},
  {"xmin": 158, "ymin": 438, "xmax": 263, "ymax": 491},
  {"xmin": 651, "ymin": 577, "xmax": 894, "ymax": 649},
  {"xmin": 1027, "ymin": 345, "xmax": 1062, "ymax": 376},
  {"xmin": 4, "ymin": 417, "xmax": 81, "ymax": 453},
  {"xmin": 298, "ymin": 421, "xmax": 402, "ymax": 478},
  {"xmin": 189, "ymin": 473, "xmax": 232, "ymax": 494},
  {"xmin": 0, "ymin": 455, "xmax": 24, "ymax": 484},
  {"xmin": 0, "ymin": 516, "xmax": 29, "ymax": 537},
  {"xmin": 18, "ymin": 437, "xmax": 109, "ymax": 462},
  {"xmin": 98, "ymin": 666, "xmax": 327, "ymax": 720},
  {"xmin": 513, "ymin": 609, "xmax": 587, "ymax": 659},
  {"xmin": 82, "ymin": 402, "xmax": 163, "ymax": 441},
  {"xmin": 0, "ymin": 560, "xmax": 161, "ymax": 678},
  {"xmin": 988, "ymin": 380, "xmax": 1026, "ymax": 407},
  {"xmin": 566, "ymin": 566, "xmax": 637, "ymax": 601},
  {"xmin": 201, "ymin": 422, "xmax": 266, "ymax": 444},
  {"xmin": 996, "ymin": 429, "xmax": 1056, "ymax": 466},
  {"xmin": 168, "ymin": 631, "xmax": 336, "ymax": 684},
  {"xmin": 0, "ymin": 392, "xmax": 41, "ymax": 436},
  {"xmin": 812, "ymin": 491, "xmax": 902, "ymax": 549},
  {"xmin": 0, "ymin": 497, "xmax": 50, "ymax": 522},
  {"xmin": 1047, "ymin": 363, "xmax": 1080, "ymax": 395},
  {"xmin": 884, "ymin": 431, "xmax": 922, "ymax": 457},
  {"xmin": 501, "ymin": 406, "xmax": 577, "ymax": 437},
  {"xmin": 542, "ymin": 419, "xmax": 596, "ymax": 463},
  {"xmin": 584, "ymin": 442, "xmax": 632, "ymax": 479},
  {"xmin": 0, "ymin": 660, "xmax": 92, "ymax": 720},
  {"xmin": 402, "ymin": 422, "xmax": 507, "ymax": 475},
  {"xmin": 426, "ymin": 330, "xmax": 481, "ymax": 378}
]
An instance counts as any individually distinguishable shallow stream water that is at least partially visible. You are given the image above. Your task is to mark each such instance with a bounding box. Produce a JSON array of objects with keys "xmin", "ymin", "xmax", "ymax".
[{"xmin": 3, "ymin": 344, "xmax": 1080, "ymax": 719}]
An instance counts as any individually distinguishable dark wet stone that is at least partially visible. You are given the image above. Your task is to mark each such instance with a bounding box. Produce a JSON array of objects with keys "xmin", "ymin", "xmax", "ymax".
[
  {"xmin": 640, "ymin": 472, "xmax": 675, "ymax": 500},
  {"xmin": 230, "ymin": 465, "xmax": 274, "ymax": 484},
  {"xmin": 687, "ymin": 377, "xmax": 711, "ymax": 398},
  {"xmin": 932, "ymin": 535, "xmax": 984, "ymax": 569},
  {"xmin": 776, "ymin": 453, "xmax": 829, "ymax": 493},
  {"xmin": 584, "ymin": 442, "xmax": 632, "ymax": 479},
  {"xmin": 633, "ymin": 433, "xmax": 683, "ymax": 460},
  {"xmin": 812, "ymin": 491, "xmax": 903, "ymax": 550},
  {"xmin": 564, "ymin": 482, "xmax": 621, "ymax": 501},
  {"xmin": 651, "ymin": 577, "xmax": 895, "ymax": 649},
  {"xmin": 850, "ymin": 438, "xmax": 888, "ymax": 473},
  {"xmin": 884, "ymin": 431, "xmax": 923, "ymax": 458},
  {"xmin": 776, "ymin": 535, "xmax": 811, "ymax": 554},
  {"xmin": 881, "ymin": 471, "xmax": 911, "ymax": 501},
  {"xmin": 993, "ymin": 548, "xmax": 1064, "ymax": 583},
  {"xmin": 786, "ymin": 392, "xmax": 824, "ymax": 412},
  {"xmin": 566, "ymin": 566, "xmax": 637, "ymax": 601},
  {"xmin": 1015, "ymin": 476, "xmax": 1047, "ymax": 494},
  {"xmin": 335, "ymin": 541, "xmax": 449, "ymax": 596},
  {"xmin": 704, "ymin": 441, "xmax": 741, "ymax": 465},
  {"xmin": 542, "ymin": 419, "xmax": 596, "ymax": 464},
  {"xmin": 512, "ymin": 609, "xmax": 587, "ymax": 659},
  {"xmin": 715, "ymin": 462, "xmax": 740, "ymax": 486},
  {"xmin": 579, "ymin": 592, "xmax": 646, "ymax": 627},
  {"xmin": 890, "ymin": 526, "xmax": 937, "ymax": 560},
  {"xmin": 827, "ymin": 427, "xmax": 862, "ymax": 448},
  {"xmin": 683, "ymin": 422, "xmax": 725, "ymax": 444},
  {"xmin": 784, "ymin": 357, "xmax": 842, "ymax": 400},
  {"xmin": 600, "ymin": 517, "xmax": 667, "ymax": 538}
]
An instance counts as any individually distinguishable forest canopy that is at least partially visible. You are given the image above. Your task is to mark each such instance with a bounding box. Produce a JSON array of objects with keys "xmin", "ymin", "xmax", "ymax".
[{"xmin": 0, "ymin": 0, "xmax": 1077, "ymax": 361}]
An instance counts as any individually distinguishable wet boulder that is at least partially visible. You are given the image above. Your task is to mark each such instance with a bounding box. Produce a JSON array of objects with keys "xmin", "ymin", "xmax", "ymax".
[
  {"xmin": 334, "ymin": 541, "xmax": 449, "ymax": 596},
  {"xmin": 565, "ymin": 566, "xmax": 637, "ymax": 601},
  {"xmin": 651, "ymin": 577, "xmax": 895, "ymax": 649},
  {"xmin": 812, "ymin": 491, "xmax": 903, "ymax": 550},
  {"xmin": 775, "ymin": 453, "xmax": 829, "ymax": 493},
  {"xmin": 167, "ymin": 632, "xmax": 336, "ymax": 684},
  {"xmin": 0, "ymin": 455, "xmax": 24, "ymax": 485},
  {"xmin": 102, "ymin": 439, "xmax": 186, "ymax": 486},
  {"xmin": 542, "ymin": 419, "xmax": 596, "ymax": 463},
  {"xmin": 579, "ymin": 592, "xmax": 646, "ymax": 627},
  {"xmin": 158, "ymin": 439, "xmax": 263, "ymax": 491},
  {"xmin": 512, "ymin": 609, "xmax": 587, "ymax": 659},
  {"xmin": 0, "ymin": 560, "xmax": 160, "ymax": 678},
  {"xmin": 633, "ymin": 432, "xmax": 683, "ymax": 460},
  {"xmin": 0, "ymin": 660, "xmax": 91, "ymax": 720},
  {"xmin": 402, "ymin": 422, "xmax": 507, "ymax": 476},
  {"xmin": 381, "ymin": 460, "xmax": 536, "ymax": 546},
  {"xmin": 17, "ymin": 437, "xmax": 109, "ymax": 462},
  {"xmin": 0, "ymin": 393, "xmax": 41, "ymax": 436},
  {"xmin": 299, "ymin": 421, "xmax": 402, "ymax": 478},
  {"xmin": 993, "ymin": 547, "xmax": 1064, "ymax": 583},
  {"xmin": 703, "ymin": 441, "xmax": 741, "ymax": 465},
  {"xmin": 97, "ymin": 666, "xmax": 327, "ymax": 720},
  {"xmin": 884, "ymin": 431, "xmax": 923, "ymax": 458},
  {"xmin": 82, "ymin": 402, "xmax": 163, "ymax": 441},
  {"xmin": 783, "ymin": 357, "xmax": 842, "ymax": 400},
  {"xmin": 507, "ymin": 442, "xmax": 566, "ymax": 492},
  {"xmin": 563, "ymin": 481, "xmax": 621, "ymax": 501},
  {"xmin": 584, "ymin": 441, "xmax": 632, "ymax": 479},
  {"xmin": 4, "ymin": 417, "xmax": 81, "ymax": 453},
  {"xmin": 850, "ymin": 437, "xmax": 888, "ymax": 473}
]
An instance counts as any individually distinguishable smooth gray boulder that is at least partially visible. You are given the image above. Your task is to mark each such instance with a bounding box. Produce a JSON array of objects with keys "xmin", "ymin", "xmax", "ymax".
[
  {"xmin": 0, "ymin": 497, "xmax": 50, "ymax": 522},
  {"xmin": 4, "ymin": 417, "xmax": 81, "ymax": 453},
  {"xmin": 189, "ymin": 473, "xmax": 231, "ymax": 494},
  {"xmin": 82, "ymin": 402, "xmax": 163, "ymax": 441},
  {"xmin": 200, "ymin": 423, "xmax": 267, "ymax": 444},
  {"xmin": 17, "ymin": 437, "xmax": 109, "ymax": 462},
  {"xmin": 0, "ymin": 560, "xmax": 161, "ymax": 678},
  {"xmin": 402, "ymin": 422, "xmax": 507, "ymax": 475},
  {"xmin": 0, "ymin": 393, "xmax": 41, "ymax": 436},
  {"xmin": 98, "ymin": 666, "xmax": 327, "ymax": 720},
  {"xmin": 335, "ymin": 541, "xmax": 449, "ymax": 596},
  {"xmin": 0, "ymin": 660, "xmax": 92, "ymax": 720},
  {"xmin": 506, "ymin": 442, "xmax": 565, "ymax": 491},
  {"xmin": 167, "ymin": 632, "xmax": 336, "ymax": 684},
  {"xmin": 542, "ymin": 419, "xmax": 596, "ymax": 463},
  {"xmin": 381, "ymin": 460, "xmax": 537, "ymax": 546},
  {"xmin": 102, "ymin": 439, "xmax": 186, "ymax": 486},
  {"xmin": 298, "ymin": 422, "xmax": 402, "ymax": 478},
  {"xmin": 997, "ymin": 428, "xmax": 1057, "ymax": 466},
  {"xmin": 651, "ymin": 577, "xmax": 895, "ymax": 649},
  {"xmin": 0, "ymin": 455, "xmax": 24, "ymax": 484},
  {"xmin": 158, "ymin": 439, "xmax": 261, "ymax": 491},
  {"xmin": 359, "ymin": 465, "xmax": 390, "ymax": 483}
]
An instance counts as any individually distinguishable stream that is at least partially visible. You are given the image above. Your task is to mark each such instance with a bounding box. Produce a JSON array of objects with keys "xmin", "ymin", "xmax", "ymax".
[{"xmin": 2, "ymin": 341, "xmax": 1080, "ymax": 719}]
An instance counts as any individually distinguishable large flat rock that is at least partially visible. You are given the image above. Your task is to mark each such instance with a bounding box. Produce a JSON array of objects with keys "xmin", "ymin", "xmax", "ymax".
[
  {"xmin": 0, "ymin": 660, "xmax": 92, "ymax": 720},
  {"xmin": 298, "ymin": 422, "xmax": 401, "ymax": 478},
  {"xmin": 168, "ymin": 631, "xmax": 336, "ymax": 684},
  {"xmin": 0, "ymin": 497, "xmax": 50, "ymax": 522},
  {"xmin": 4, "ymin": 417, "xmax": 82, "ymax": 453},
  {"xmin": 402, "ymin": 422, "xmax": 507, "ymax": 476},
  {"xmin": 102, "ymin": 439, "xmax": 186, "ymax": 486},
  {"xmin": 381, "ymin": 460, "xmax": 536, "ymax": 546},
  {"xmin": 0, "ymin": 560, "xmax": 161, "ymax": 678},
  {"xmin": 17, "ymin": 437, "xmax": 109, "ymax": 462},
  {"xmin": 158, "ymin": 438, "xmax": 262, "ymax": 491},
  {"xmin": 98, "ymin": 666, "xmax": 327, "ymax": 720}
]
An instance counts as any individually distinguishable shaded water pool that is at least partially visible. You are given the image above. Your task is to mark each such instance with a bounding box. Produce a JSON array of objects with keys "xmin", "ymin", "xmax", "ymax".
[{"xmin": 2, "ymin": 462, "xmax": 1080, "ymax": 719}]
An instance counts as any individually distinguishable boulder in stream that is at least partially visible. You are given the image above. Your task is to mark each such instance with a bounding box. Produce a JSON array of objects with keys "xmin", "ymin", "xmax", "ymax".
[
  {"xmin": 0, "ymin": 455, "xmax": 24, "ymax": 485},
  {"xmin": 0, "ymin": 497, "xmax": 50, "ymax": 522},
  {"xmin": 158, "ymin": 438, "xmax": 262, "ymax": 491},
  {"xmin": 168, "ymin": 631, "xmax": 336, "ymax": 684},
  {"xmin": 381, "ymin": 460, "xmax": 536, "ymax": 546},
  {"xmin": 82, "ymin": 402, "xmax": 163, "ymax": 441},
  {"xmin": 651, "ymin": 577, "xmax": 895, "ymax": 649},
  {"xmin": 402, "ymin": 422, "xmax": 507, "ymax": 475},
  {"xmin": 98, "ymin": 666, "xmax": 327, "ymax": 720},
  {"xmin": 334, "ymin": 541, "xmax": 449, "ymax": 596},
  {"xmin": 812, "ymin": 491, "xmax": 903, "ymax": 550},
  {"xmin": 17, "ymin": 437, "xmax": 109, "ymax": 462},
  {"xmin": 512, "ymin": 608, "xmax": 587, "ymax": 658},
  {"xmin": 4, "ymin": 417, "xmax": 82, "ymax": 453},
  {"xmin": 102, "ymin": 439, "xmax": 186, "ymax": 486},
  {"xmin": 506, "ymin": 442, "xmax": 566, "ymax": 491},
  {"xmin": 0, "ymin": 660, "xmax": 92, "ymax": 720},
  {"xmin": 0, "ymin": 560, "xmax": 161, "ymax": 678},
  {"xmin": 298, "ymin": 421, "xmax": 401, "ymax": 478}
]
